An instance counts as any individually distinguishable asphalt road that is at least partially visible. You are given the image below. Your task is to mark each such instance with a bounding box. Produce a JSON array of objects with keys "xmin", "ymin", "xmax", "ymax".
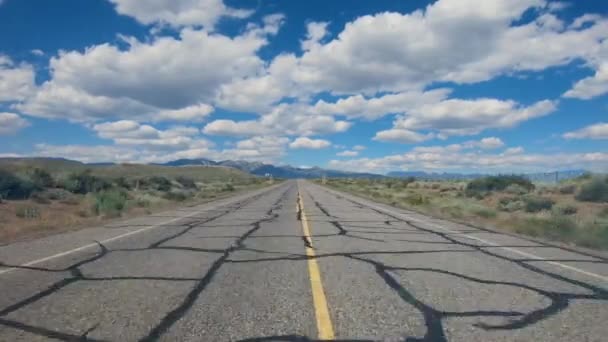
[{"xmin": 0, "ymin": 180, "xmax": 606, "ymax": 341}]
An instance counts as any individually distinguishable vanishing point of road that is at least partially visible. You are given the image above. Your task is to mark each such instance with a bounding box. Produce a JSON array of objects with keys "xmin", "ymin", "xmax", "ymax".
[{"xmin": 0, "ymin": 180, "xmax": 607, "ymax": 341}]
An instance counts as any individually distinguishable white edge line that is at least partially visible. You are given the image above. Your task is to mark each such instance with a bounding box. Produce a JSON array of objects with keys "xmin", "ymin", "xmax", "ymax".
[
  {"xmin": 0, "ymin": 186, "xmax": 275, "ymax": 277},
  {"xmin": 319, "ymin": 184, "xmax": 608, "ymax": 283}
]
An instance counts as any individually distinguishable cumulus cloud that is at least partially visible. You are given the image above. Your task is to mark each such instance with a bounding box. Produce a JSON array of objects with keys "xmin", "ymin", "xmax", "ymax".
[
  {"xmin": 108, "ymin": 0, "xmax": 253, "ymax": 28},
  {"xmin": 336, "ymin": 150, "xmax": 358, "ymax": 157},
  {"xmin": 329, "ymin": 146, "xmax": 608, "ymax": 174},
  {"xmin": 0, "ymin": 56, "xmax": 36, "ymax": 102},
  {"xmin": 386, "ymin": 98, "xmax": 556, "ymax": 137},
  {"xmin": 563, "ymin": 122, "xmax": 608, "ymax": 140},
  {"xmin": 0, "ymin": 112, "xmax": 29, "ymax": 135},
  {"xmin": 301, "ymin": 21, "xmax": 329, "ymax": 51},
  {"xmin": 203, "ymin": 103, "xmax": 351, "ymax": 137},
  {"xmin": 289, "ymin": 137, "xmax": 331, "ymax": 149},
  {"xmin": 373, "ymin": 129, "xmax": 434, "ymax": 144},
  {"xmin": 564, "ymin": 62, "xmax": 608, "ymax": 99}
]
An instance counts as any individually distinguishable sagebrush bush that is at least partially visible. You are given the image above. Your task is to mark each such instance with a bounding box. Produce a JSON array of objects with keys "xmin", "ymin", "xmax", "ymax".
[
  {"xmin": 497, "ymin": 197, "xmax": 525, "ymax": 212},
  {"xmin": 163, "ymin": 191, "xmax": 188, "ymax": 201},
  {"xmin": 143, "ymin": 176, "xmax": 172, "ymax": 192},
  {"xmin": 29, "ymin": 168, "xmax": 54, "ymax": 188},
  {"xmin": 516, "ymin": 215, "xmax": 576, "ymax": 241},
  {"xmin": 466, "ymin": 175, "xmax": 534, "ymax": 197},
  {"xmin": 524, "ymin": 196, "xmax": 555, "ymax": 213},
  {"xmin": 176, "ymin": 176, "xmax": 197, "ymax": 189},
  {"xmin": 93, "ymin": 189, "xmax": 128, "ymax": 217},
  {"xmin": 15, "ymin": 206, "xmax": 40, "ymax": 219},
  {"xmin": 63, "ymin": 170, "xmax": 111, "ymax": 194},
  {"xmin": 559, "ymin": 184, "xmax": 577, "ymax": 194},
  {"xmin": 575, "ymin": 177, "xmax": 608, "ymax": 203},
  {"xmin": 553, "ymin": 204, "xmax": 578, "ymax": 216},
  {"xmin": 0, "ymin": 170, "xmax": 37, "ymax": 200}
]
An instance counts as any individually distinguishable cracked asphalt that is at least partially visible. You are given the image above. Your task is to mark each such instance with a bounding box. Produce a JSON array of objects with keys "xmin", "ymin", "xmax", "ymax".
[{"xmin": 0, "ymin": 180, "xmax": 607, "ymax": 341}]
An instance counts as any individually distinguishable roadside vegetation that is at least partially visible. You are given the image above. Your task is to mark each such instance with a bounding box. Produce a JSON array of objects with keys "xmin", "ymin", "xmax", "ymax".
[
  {"xmin": 0, "ymin": 160, "xmax": 273, "ymax": 243},
  {"xmin": 317, "ymin": 174, "xmax": 608, "ymax": 250}
]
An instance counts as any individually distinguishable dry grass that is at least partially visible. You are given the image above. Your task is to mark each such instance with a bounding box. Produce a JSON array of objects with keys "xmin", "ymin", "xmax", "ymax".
[
  {"xmin": 319, "ymin": 177, "xmax": 608, "ymax": 250},
  {"xmin": 0, "ymin": 182, "xmax": 271, "ymax": 244}
]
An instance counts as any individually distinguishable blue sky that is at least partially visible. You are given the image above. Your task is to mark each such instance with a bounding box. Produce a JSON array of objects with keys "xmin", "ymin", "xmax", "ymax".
[{"xmin": 0, "ymin": 0, "xmax": 607, "ymax": 174}]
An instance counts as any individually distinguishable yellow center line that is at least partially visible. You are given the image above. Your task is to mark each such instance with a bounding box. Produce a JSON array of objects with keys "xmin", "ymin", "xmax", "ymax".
[{"xmin": 297, "ymin": 185, "xmax": 335, "ymax": 340}]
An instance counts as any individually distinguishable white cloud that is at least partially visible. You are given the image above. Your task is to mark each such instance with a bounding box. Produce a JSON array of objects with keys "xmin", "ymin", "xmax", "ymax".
[
  {"xmin": 387, "ymin": 98, "xmax": 556, "ymax": 137},
  {"xmin": 0, "ymin": 56, "xmax": 36, "ymax": 102},
  {"xmin": 289, "ymin": 137, "xmax": 331, "ymax": 149},
  {"xmin": 301, "ymin": 21, "xmax": 329, "ymax": 51},
  {"xmin": 93, "ymin": 120, "xmax": 210, "ymax": 151},
  {"xmin": 563, "ymin": 62, "xmax": 608, "ymax": 99},
  {"xmin": 253, "ymin": 0, "xmax": 608, "ymax": 98},
  {"xmin": 504, "ymin": 146, "xmax": 525, "ymax": 154},
  {"xmin": 353, "ymin": 145, "xmax": 366, "ymax": 151},
  {"xmin": 153, "ymin": 103, "xmax": 214, "ymax": 122},
  {"xmin": 563, "ymin": 122, "xmax": 608, "ymax": 140},
  {"xmin": 329, "ymin": 147, "xmax": 608, "ymax": 174},
  {"xmin": 203, "ymin": 103, "xmax": 352, "ymax": 137},
  {"xmin": 30, "ymin": 49, "xmax": 44, "ymax": 56},
  {"xmin": 108, "ymin": 0, "xmax": 253, "ymax": 28},
  {"xmin": 336, "ymin": 150, "xmax": 358, "ymax": 157},
  {"xmin": 373, "ymin": 129, "xmax": 434, "ymax": 144},
  {"xmin": 312, "ymin": 89, "xmax": 451, "ymax": 120},
  {"xmin": 0, "ymin": 112, "xmax": 29, "ymax": 135},
  {"xmin": 473, "ymin": 137, "xmax": 505, "ymax": 149}
]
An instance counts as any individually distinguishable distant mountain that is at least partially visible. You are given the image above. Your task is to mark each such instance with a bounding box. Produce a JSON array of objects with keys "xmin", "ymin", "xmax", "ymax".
[
  {"xmin": 159, "ymin": 159, "xmax": 383, "ymax": 179},
  {"xmin": 387, "ymin": 169, "xmax": 589, "ymax": 183},
  {"xmin": 161, "ymin": 158, "xmax": 217, "ymax": 167}
]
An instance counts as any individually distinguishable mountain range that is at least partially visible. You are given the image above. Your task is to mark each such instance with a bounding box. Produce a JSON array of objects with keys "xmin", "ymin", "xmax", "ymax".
[{"xmin": 159, "ymin": 158, "xmax": 383, "ymax": 179}]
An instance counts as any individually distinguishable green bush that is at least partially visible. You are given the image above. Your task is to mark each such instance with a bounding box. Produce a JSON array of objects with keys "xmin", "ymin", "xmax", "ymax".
[
  {"xmin": 559, "ymin": 184, "xmax": 577, "ymax": 194},
  {"xmin": 143, "ymin": 176, "xmax": 172, "ymax": 192},
  {"xmin": 515, "ymin": 215, "xmax": 577, "ymax": 241},
  {"xmin": 16, "ymin": 206, "xmax": 40, "ymax": 219},
  {"xmin": 29, "ymin": 168, "xmax": 54, "ymax": 188},
  {"xmin": 466, "ymin": 175, "xmax": 534, "ymax": 197},
  {"xmin": 163, "ymin": 191, "xmax": 188, "ymax": 201},
  {"xmin": 176, "ymin": 176, "xmax": 197, "ymax": 189},
  {"xmin": 497, "ymin": 197, "xmax": 525, "ymax": 212},
  {"xmin": 472, "ymin": 206, "xmax": 497, "ymax": 218},
  {"xmin": 63, "ymin": 170, "xmax": 111, "ymax": 194},
  {"xmin": 575, "ymin": 177, "xmax": 608, "ymax": 203},
  {"xmin": 403, "ymin": 194, "xmax": 428, "ymax": 206},
  {"xmin": 553, "ymin": 204, "xmax": 578, "ymax": 216},
  {"xmin": 504, "ymin": 184, "xmax": 531, "ymax": 195},
  {"xmin": 113, "ymin": 177, "xmax": 132, "ymax": 190},
  {"xmin": 222, "ymin": 183, "xmax": 235, "ymax": 192},
  {"xmin": 0, "ymin": 170, "xmax": 37, "ymax": 200},
  {"xmin": 524, "ymin": 196, "xmax": 555, "ymax": 213},
  {"xmin": 30, "ymin": 192, "xmax": 51, "ymax": 204},
  {"xmin": 93, "ymin": 189, "xmax": 128, "ymax": 217}
]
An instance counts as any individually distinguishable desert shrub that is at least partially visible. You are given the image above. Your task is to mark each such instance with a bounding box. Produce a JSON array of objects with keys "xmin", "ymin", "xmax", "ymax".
[
  {"xmin": 176, "ymin": 176, "xmax": 197, "ymax": 189},
  {"xmin": 15, "ymin": 206, "xmax": 40, "ymax": 219},
  {"xmin": 30, "ymin": 192, "xmax": 51, "ymax": 204},
  {"xmin": 93, "ymin": 189, "xmax": 128, "ymax": 217},
  {"xmin": 575, "ymin": 177, "xmax": 608, "ymax": 203},
  {"xmin": 0, "ymin": 170, "xmax": 37, "ymax": 199},
  {"xmin": 600, "ymin": 207, "xmax": 608, "ymax": 218},
  {"xmin": 143, "ymin": 176, "xmax": 172, "ymax": 192},
  {"xmin": 63, "ymin": 170, "xmax": 111, "ymax": 194},
  {"xmin": 504, "ymin": 184, "xmax": 531, "ymax": 195},
  {"xmin": 44, "ymin": 188, "xmax": 71, "ymax": 200},
  {"xmin": 559, "ymin": 184, "xmax": 577, "ymax": 194},
  {"xmin": 553, "ymin": 204, "xmax": 578, "ymax": 216},
  {"xmin": 515, "ymin": 215, "xmax": 577, "ymax": 241},
  {"xmin": 466, "ymin": 175, "xmax": 534, "ymax": 197},
  {"xmin": 29, "ymin": 168, "xmax": 54, "ymax": 188},
  {"xmin": 431, "ymin": 183, "xmax": 441, "ymax": 190},
  {"xmin": 497, "ymin": 197, "xmax": 525, "ymax": 212},
  {"xmin": 222, "ymin": 183, "xmax": 235, "ymax": 192},
  {"xmin": 163, "ymin": 191, "xmax": 187, "ymax": 201},
  {"xmin": 471, "ymin": 206, "xmax": 497, "ymax": 218},
  {"xmin": 403, "ymin": 194, "xmax": 428, "ymax": 206},
  {"xmin": 524, "ymin": 196, "xmax": 555, "ymax": 213},
  {"xmin": 113, "ymin": 177, "xmax": 132, "ymax": 190}
]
